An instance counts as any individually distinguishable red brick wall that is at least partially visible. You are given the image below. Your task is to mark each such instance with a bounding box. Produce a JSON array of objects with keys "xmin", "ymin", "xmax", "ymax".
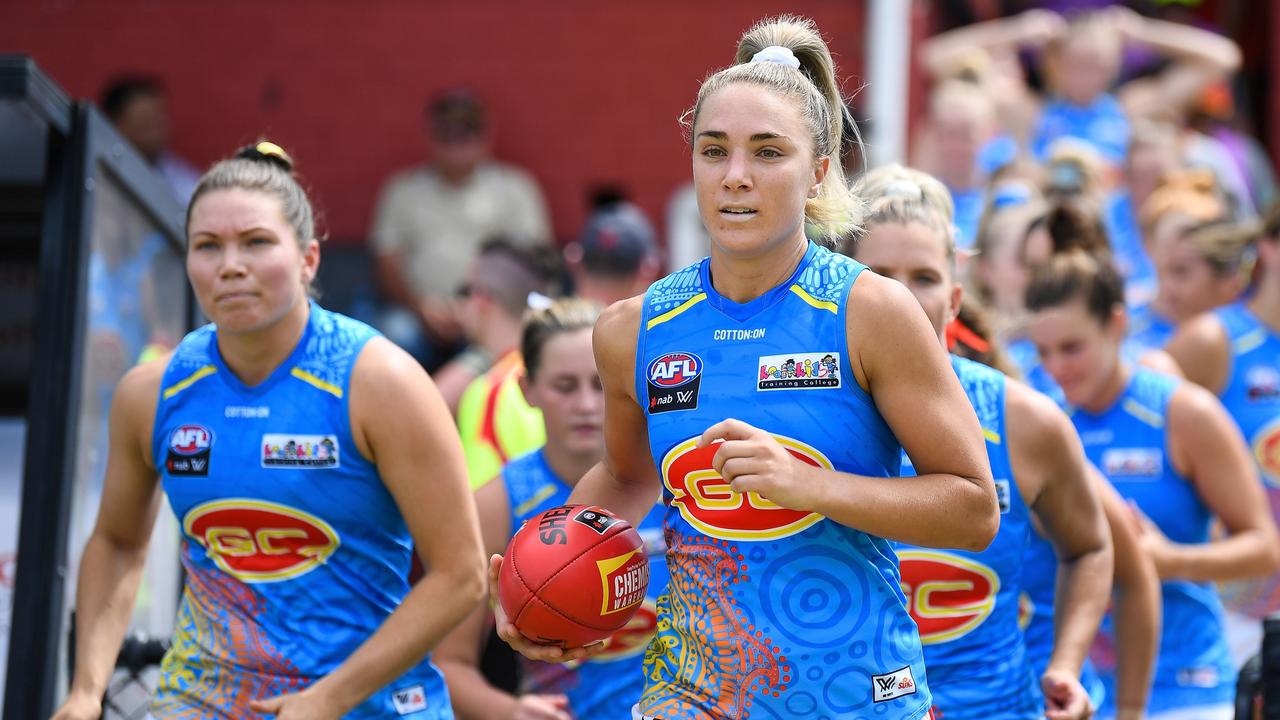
[{"xmin": 3, "ymin": 1, "xmax": 867, "ymax": 245}]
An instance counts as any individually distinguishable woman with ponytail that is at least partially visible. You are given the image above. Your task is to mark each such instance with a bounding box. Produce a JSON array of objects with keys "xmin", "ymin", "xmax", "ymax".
[
  {"xmin": 494, "ymin": 16, "xmax": 999, "ymax": 720},
  {"xmin": 51, "ymin": 142, "xmax": 485, "ymax": 720}
]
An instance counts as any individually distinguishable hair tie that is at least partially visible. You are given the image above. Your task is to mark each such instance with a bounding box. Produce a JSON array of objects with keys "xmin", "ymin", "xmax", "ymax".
[
  {"xmin": 945, "ymin": 317, "xmax": 991, "ymax": 353},
  {"xmin": 236, "ymin": 140, "xmax": 294, "ymax": 172},
  {"xmin": 883, "ymin": 179, "xmax": 924, "ymax": 201},
  {"xmin": 751, "ymin": 45, "xmax": 800, "ymax": 69},
  {"xmin": 526, "ymin": 291, "xmax": 554, "ymax": 311}
]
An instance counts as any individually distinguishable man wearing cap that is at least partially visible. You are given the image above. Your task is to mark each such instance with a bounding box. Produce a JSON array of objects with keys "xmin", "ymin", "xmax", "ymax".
[
  {"xmin": 565, "ymin": 199, "xmax": 662, "ymax": 305},
  {"xmin": 369, "ymin": 89, "xmax": 551, "ymax": 369}
]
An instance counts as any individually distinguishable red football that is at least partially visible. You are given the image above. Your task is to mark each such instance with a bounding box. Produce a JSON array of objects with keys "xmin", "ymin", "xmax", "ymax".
[{"xmin": 498, "ymin": 504, "xmax": 650, "ymax": 648}]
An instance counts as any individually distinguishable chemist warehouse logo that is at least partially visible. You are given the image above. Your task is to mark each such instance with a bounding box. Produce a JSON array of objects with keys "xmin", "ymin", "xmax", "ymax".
[
  {"xmin": 183, "ymin": 499, "xmax": 340, "ymax": 583},
  {"xmin": 647, "ymin": 352, "xmax": 702, "ymax": 414},
  {"xmin": 661, "ymin": 434, "xmax": 831, "ymax": 541}
]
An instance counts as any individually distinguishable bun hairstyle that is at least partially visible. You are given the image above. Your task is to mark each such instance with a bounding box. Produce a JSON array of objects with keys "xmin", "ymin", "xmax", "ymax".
[
  {"xmin": 520, "ymin": 297, "xmax": 602, "ymax": 381},
  {"xmin": 689, "ymin": 15, "xmax": 863, "ymax": 243},
  {"xmin": 186, "ymin": 140, "xmax": 318, "ymax": 250},
  {"xmin": 852, "ymin": 164, "xmax": 957, "ymax": 273},
  {"xmin": 1025, "ymin": 249, "xmax": 1125, "ymax": 326}
]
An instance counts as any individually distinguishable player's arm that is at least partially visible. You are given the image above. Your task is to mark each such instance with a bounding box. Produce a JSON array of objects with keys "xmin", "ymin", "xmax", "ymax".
[
  {"xmin": 256, "ymin": 337, "xmax": 487, "ymax": 716},
  {"xmin": 708, "ymin": 274, "xmax": 998, "ymax": 550},
  {"xmin": 1009, "ymin": 383, "xmax": 1112, "ymax": 720},
  {"xmin": 1096, "ymin": 472, "xmax": 1160, "ymax": 720},
  {"xmin": 1156, "ymin": 384, "xmax": 1280, "ymax": 582},
  {"xmin": 566, "ymin": 297, "xmax": 662, "ymax": 527},
  {"xmin": 1111, "ymin": 5, "xmax": 1241, "ymax": 115},
  {"xmin": 845, "ymin": 273, "xmax": 997, "ymax": 549},
  {"xmin": 436, "ymin": 478, "xmax": 570, "ymax": 720},
  {"xmin": 1163, "ymin": 312, "xmax": 1231, "ymax": 394},
  {"xmin": 53, "ymin": 359, "xmax": 168, "ymax": 720}
]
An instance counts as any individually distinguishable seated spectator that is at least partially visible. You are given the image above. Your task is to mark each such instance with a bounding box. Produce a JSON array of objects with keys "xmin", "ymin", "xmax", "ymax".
[
  {"xmin": 369, "ymin": 89, "xmax": 551, "ymax": 370},
  {"xmin": 433, "ymin": 239, "xmax": 560, "ymax": 414},
  {"xmin": 565, "ymin": 198, "xmax": 662, "ymax": 305},
  {"xmin": 100, "ymin": 75, "xmax": 200, "ymax": 205}
]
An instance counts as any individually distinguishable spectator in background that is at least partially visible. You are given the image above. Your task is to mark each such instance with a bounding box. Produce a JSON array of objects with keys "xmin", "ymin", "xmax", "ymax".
[
  {"xmin": 665, "ymin": 181, "xmax": 710, "ymax": 271},
  {"xmin": 369, "ymin": 89, "xmax": 551, "ymax": 371},
  {"xmin": 434, "ymin": 238, "xmax": 560, "ymax": 415},
  {"xmin": 911, "ymin": 80, "xmax": 997, "ymax": 249},
  {"xmin": 566, "ymin": 198, "xmax": 662, "ymax": 305},
  {"xmin": 100, "ymin": 75, "xmax": 201, "ymax": 206}
]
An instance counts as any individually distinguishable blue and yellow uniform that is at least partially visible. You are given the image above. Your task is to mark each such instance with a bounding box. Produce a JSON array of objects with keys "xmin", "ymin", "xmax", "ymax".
[
  {"xmin": 1070, "ymin": 367, "xmax": 1234, "ymax": 716},
  {"xmin": 895, "ymin": 356, "xmax": 1039, "ymax": 719},
  {"xmin": 634, "ymin": 243, "xmax": 931, "ymax": 719},
  {"xmin": 1032, "ymin": 93, "xmax": 1130, "ymax": 165},
  {"xmin": 150, "ymin": 302, "xmax": 451, "ymax": 719},
  {"xmin": 1213, "ymin": 302, "xmax": 1280, "ymax": 619},
  {"xmin": 502, "ymin": 449, "xmax": 669, "ymax": 716},
  {"xmin": 1126, "ymin": 302, "xmax": 1177, "ymax": 355},
  {"xmin": 1020, "ymin": 529, "xmax": 1107, "ymax": 710}
]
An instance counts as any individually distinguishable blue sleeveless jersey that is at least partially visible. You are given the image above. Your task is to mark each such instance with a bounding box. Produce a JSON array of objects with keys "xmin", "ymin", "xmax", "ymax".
[
  {"xmin": 894, "ymin": 356, "xmax": 1040, "ymax": 719},
  {"xmin": 501, "ymin": 449, "xmax": 669, "ymax": 716},
  {"xmin": 1032, "ymin": 93, "xmax": 1130, "ymax": 164},
  {"xmin": 634, "ymin": 243, "xmax": 931, "ymax": 720},
  {"xmin": 1213, "ymin": 303, "xmax": 1280, "ymax": 618},
  {"xmin": 1070, "ymin": 367, "xmax": 1234, "ymax": 714},
  {"xmin": 1020, "ymin": 529, "xmax": 1106, "ymax": 710},
  {"xmin": 150, "ymin": 302, "xmax": 451, "ymax": 719},
  {"xmin": 1102, "ymin": 192, "xmax": 1157, "ymax": 309}
]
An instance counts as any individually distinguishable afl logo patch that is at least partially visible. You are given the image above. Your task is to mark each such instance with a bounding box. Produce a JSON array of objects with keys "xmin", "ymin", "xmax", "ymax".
[
  {"xmin": 647, "ymin": 352, "xmax": 702, "ymax": 414},
  {"xmin": 166, "ymin": 424, "xmax": 212, "ymax": 477}
]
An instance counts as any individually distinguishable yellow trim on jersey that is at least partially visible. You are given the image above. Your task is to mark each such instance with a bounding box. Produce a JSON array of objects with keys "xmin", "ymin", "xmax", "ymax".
[
  {"xmin": 788, "ymin": 285, "xmax": 838, "ymax": 314},
  {"xmin": 513, "ymin": 483, "xmax": 559, "ymax": 518},
  {"xmin": 646, "ymin": 293, "xmax": 707, "ymax": 330},
  {"xmin": 162, "ymin": 365, "xmax": 217, "ymax": 400},
  {"xmin": 1234, "ymin": 328, "xmax": 1267, "ymax": 355},
  {"xmin": 982, "ymin": 428, "xmax": 1001, "ymax": 445},
  {"xmin": 291, "ymin": 368, "xmax": 343, "ymax": 398},
  {"xmin": 1122, "ymin": 398, "xmax": 1164, "ymax": 429}
]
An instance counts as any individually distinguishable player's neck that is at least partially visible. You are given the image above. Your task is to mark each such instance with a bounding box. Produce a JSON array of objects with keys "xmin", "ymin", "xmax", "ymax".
[
  {"xmin": 543, "ymin": 443, "xmax": 598, "ymax": 491},
  {"xmin": 1080, "ymin": 359, "xmax": 1130, "ymax": 415},
  {"xmin": 708, "ymin": 236, "xmax": 807, "ymax": 304},
  {"xmin": 217, "ymin": 299, "xmax": 310, "ymax": 387},
  {"xmin": 1247, "ymin": 274, "xmax": 1280, "ymax": 332}
]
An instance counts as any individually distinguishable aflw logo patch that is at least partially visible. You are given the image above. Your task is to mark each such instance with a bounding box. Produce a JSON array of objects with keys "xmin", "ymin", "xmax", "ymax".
[
  {"xmin": 647, "ymin": 352, "xmax": 702, "ymax": 414},
  {"xmin": 872, "ymin": 666, "xmax": 917, "ymax": 703},
  {"xmin": 261, "ymin": 434, "xmax": 339, "ymax": 469}
]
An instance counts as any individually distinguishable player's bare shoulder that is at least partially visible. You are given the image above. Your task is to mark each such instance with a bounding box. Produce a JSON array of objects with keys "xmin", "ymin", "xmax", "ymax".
[{"xmin": 593, "ymin": 297, "xmax": 644, "ymax": 397}]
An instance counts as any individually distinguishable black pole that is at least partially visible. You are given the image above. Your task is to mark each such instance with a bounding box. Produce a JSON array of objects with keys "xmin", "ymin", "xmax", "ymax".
[
  {"xmin": 4, "ymin": 102, "xmax": 92, "ymax": 720},
  {"xmin": 1264, "ymin": 613, "xmax": 1280, "ymax": 720}
]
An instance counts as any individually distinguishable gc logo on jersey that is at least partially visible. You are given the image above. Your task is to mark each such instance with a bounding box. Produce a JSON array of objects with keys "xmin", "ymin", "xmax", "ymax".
[
  {"xmin": 647, "ymin": 352, "xmax": 702, "ymax": 414},
  {"xmin": 166, "ymin": 424, "xmax": 213, "ymax": 477},
  {"xmin": 1253, "ymin": 417, "xmax": 1280, "ymax": 488},
  {"xmin": 898, "ymin": 550, "xmax": 999, "ymax": 645},
  {"xmin": 183, "ymin": 499, "xmax": 340, "ymax": 583},
  {"xmin": 593, "ymin": 598, "xmax": 659, "ymax": 661},
  {"xmin": 661, "ymin": 435, "xmax": 831, "ymax": 541}
]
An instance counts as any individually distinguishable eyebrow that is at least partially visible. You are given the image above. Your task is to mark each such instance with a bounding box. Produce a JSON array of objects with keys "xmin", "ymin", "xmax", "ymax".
[
  {"xmin": 191, "ymin": 227, "xmax": 275, "ymax": 239},
  {"xmin": 696, "ymin": 130, "xmax": 791, "ymax": 142}
]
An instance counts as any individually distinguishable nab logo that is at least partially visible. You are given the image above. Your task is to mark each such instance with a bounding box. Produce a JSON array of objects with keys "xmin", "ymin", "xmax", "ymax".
[
  {"xmin": 648, "ymin": 353, "xmax": 702, "ymax": 387},
  {"xmin": 183, "ymin": 499, "xmax": 340, "ymax": 583},
  {"xmin": 898, "ymin": 550, "xmax": 999, "ymax": 644},
  {"xmin": 661, "ymin": 435, "xmax": 831, "ymax": 541},
  {"xmin": 170, "ymin": 425, "xmax": 212, "ymax": 455}
]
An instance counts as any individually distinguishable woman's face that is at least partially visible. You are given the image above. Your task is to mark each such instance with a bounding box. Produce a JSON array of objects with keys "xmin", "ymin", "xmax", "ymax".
[
  {"xmin": 186, "ymin": 188, "xmax": 317, "ymax": 334},
  {"xmin": 692, "ymin": 82, "xmax": 826, "ymax": 259},
  {"xmin": 978, "ymin": 212, "xmax": 1035, "ymax": 318},
  {"xmin": 522, "ymin": 328, "xmax": 604, "ymax": 459},
  {"xmin": 854, "ymin": 221, "xmax": 958, "ymax": 344},
  {"xmin": 1028, "ymin": 299, "xmax": 1124, "ymax": 409},
  {"xmin": 1151, "ymin": 228, "xmax": 1239, "ymax": 322}
]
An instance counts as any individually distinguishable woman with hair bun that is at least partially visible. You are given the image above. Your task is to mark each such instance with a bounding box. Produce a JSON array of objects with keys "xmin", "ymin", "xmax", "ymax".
[
  {"xmin": 51, "ymin": 142, "xmax": 486, "ymax": 720},
  {"xmin": 1026, "ymin": 250, "xmax": 1280, "ymax": 719},
  {"xmin": 494, "ymin": 16, "xmax": 1000, "ymax": 720}
]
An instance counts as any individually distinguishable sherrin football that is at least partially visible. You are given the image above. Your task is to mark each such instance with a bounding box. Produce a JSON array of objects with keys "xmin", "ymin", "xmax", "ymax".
[{"xmin": 498, "ymin": 504, "xmax": 650, "ymax": 648}]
